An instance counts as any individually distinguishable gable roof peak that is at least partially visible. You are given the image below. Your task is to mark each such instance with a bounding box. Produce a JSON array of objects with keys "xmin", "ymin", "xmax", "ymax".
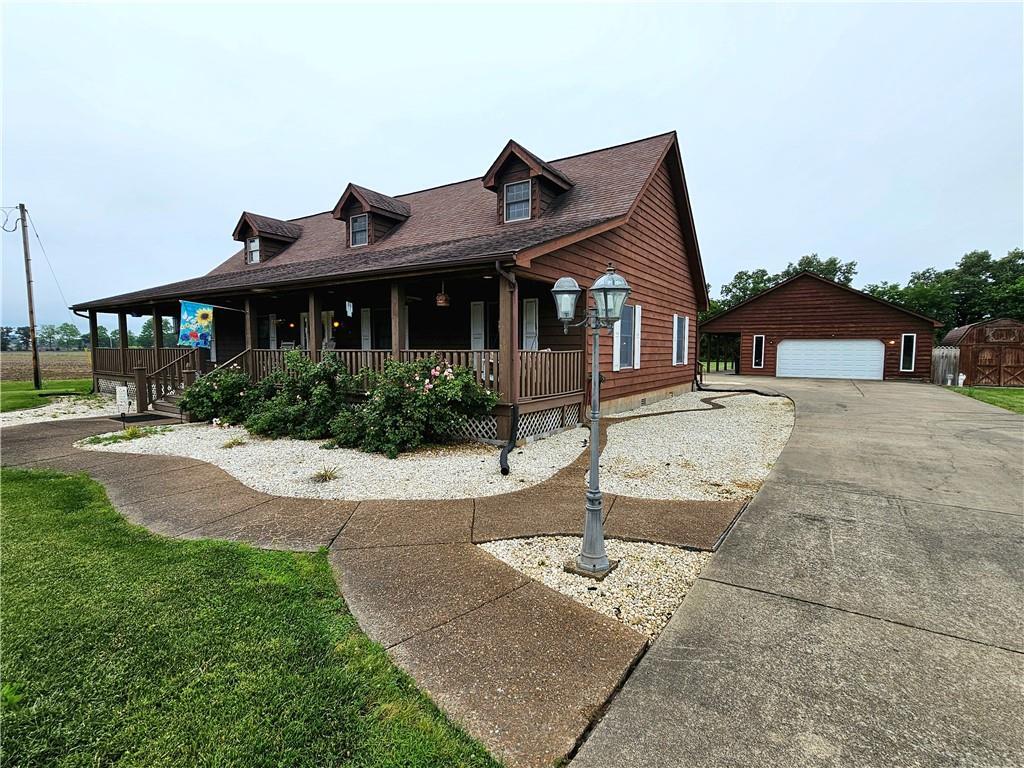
[
  {"xmin": 482, "ymin": 139, "xmax": 574, "ymax": 192},
  {"xmin": 232, "ymin": 211, "xmax": 302, "ymax": 243},
  {"xmin": 332, "ymin": 183, "xmax": 411, "ymax": 221}
]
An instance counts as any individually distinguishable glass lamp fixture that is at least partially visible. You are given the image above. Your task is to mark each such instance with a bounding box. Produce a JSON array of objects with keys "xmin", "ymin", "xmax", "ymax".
[
  {"xmin": 551, "ymin": 277, "xmax": 582, "ymax": 331},
  {"xmin": 435, "ymin": 281, "xmax": 450, "ymax": 308},
  {"xmin": 590, "ymin": 266, "xmax": 631, "ymax": 326}
]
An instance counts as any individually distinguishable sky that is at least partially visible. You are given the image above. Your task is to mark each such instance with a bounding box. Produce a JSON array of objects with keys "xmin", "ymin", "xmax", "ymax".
[{"xmin": 2, "ymin": 2, "xmax": 1022, "ymax": 330}]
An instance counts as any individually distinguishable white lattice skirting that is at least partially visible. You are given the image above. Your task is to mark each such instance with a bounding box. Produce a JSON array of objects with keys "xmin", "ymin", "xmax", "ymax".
[{"xmin": 517, "ymin": 403, "xmax": 581, "ymax": 441}]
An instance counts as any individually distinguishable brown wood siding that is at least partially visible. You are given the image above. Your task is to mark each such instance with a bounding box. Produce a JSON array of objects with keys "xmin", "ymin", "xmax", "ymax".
[
  {"xmin": 701, "ymin": 275, "xmax": 935, "ymax": 379},
  {"xmin": 523, "ymin": 159, "xmax": 699, "ymax": 404}
]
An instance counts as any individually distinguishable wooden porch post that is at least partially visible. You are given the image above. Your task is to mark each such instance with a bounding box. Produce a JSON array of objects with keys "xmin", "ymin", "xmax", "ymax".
[
  {"xmin": 152, "ymin": 307, "xmax": 163, "ymax": 351},
  {"xmin": 390, "ymin": 282, "xmax": 406, "ymax": 358},
  {"xmin": 495, "ymin": 272, "xmax": 519, "ymax": 441},
  {"xmin": 118, "ymin": 311, "xmax": 129, "ymax": 375},
  {"xmin": 307, "ymin": 290, "xmax": 322, "ymax": 358},
  {"xmin": 244, "ymin": 298, "xmax": 258, "ymax": 350},
  {"xmin": 88, "ymin": 310, "xmax": 99, "ymax": 393}
]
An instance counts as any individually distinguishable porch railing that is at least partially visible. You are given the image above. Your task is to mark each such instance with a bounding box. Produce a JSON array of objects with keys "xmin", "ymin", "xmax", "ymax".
[
  {"xmin": 93, "ymin": 346, "xmax": 191, "ymax": 376},
  {"xmin": 196, "ymin": 347, "xmax": 583, "ymax": 404},
  {"xmin": 146, "ymin": 348, "xmax": 201, "ymax": 402},
  {"xmin": 519, "ymin": 350, "xmax": 584, "ymax": 401}
]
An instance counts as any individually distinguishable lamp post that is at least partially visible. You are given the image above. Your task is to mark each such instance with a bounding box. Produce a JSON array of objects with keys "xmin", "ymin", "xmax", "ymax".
[{"xmin": 551, "ymin": 265, "xmax": 631, "ymax": 578}]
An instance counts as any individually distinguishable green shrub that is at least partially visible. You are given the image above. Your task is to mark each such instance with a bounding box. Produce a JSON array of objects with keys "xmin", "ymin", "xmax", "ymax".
[
  {"xmin": 245, "ymin": 351, "xmax": 359, "ymax": 440},
  {"xmin": 180, "ymin": 352, "xmax": 496, "ymax": 458},
  {"xmin": 327, "ymin": 356, "xmax": 498, "ymax": 458},
  {"xmin": 178, "ymin": 366, "xmax": 277, "ymax": 425}
]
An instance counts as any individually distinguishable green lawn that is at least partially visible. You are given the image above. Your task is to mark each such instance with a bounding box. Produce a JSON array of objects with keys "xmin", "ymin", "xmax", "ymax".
[
  {"xmin": 0, "ymin": 468, "xmax": 500, "ymax": 768},
  {"xmin": 0, "ymin": 379, "xmax": 93, "ymax": 412},
  {"xmin": 951, "ymin": 387, "xmax": 1024, "ymax": 414}
]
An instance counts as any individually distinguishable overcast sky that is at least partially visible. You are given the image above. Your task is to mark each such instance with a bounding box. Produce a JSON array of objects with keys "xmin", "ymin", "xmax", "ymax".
[{"xmin": 2, "ymin": 2, "xmax": 1021, "ymax": 329}]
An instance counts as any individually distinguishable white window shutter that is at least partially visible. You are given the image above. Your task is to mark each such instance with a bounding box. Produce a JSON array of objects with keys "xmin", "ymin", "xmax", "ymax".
[
  {"xmin": 612, "ymin": 320, "xmax": 621, "ymax": 371},
  {"xmin": 521, "ymin": 298, "xmax": 539, "ymax": 351},
  {"xmin": 360, "ymin": 308, "xmax": 372, "ymax": 350},
  {"xmin": 672, "ymin": 313, "xmax": 679, "ymax": 365},
  {"xmin": 269, "ymin": 313, "xmax": 277, "ymax": 349},
  {"xmin": 633, "ymin": 305, "xmax": 642, "ymax": 369},
  {"xmin": 683, "ymin": 316, "xmax": 690, "ymax": 365},
  {"xmin": 470, "ymin": 302, "xmax": 485, "ymax": 350}
]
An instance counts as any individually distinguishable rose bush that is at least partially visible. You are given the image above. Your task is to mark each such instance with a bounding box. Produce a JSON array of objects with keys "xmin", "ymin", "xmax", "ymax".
[{"xmin": 179, "ymin": 351, "xmax": 497, "ymax": 457}]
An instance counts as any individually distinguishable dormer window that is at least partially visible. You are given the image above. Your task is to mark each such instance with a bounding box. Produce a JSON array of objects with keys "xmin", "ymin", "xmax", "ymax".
[
  {"xmin": 350, "ymin": 214, "xmax": 369, "ymax": 246},
  {"xmin": 504, "ymin": 181, "xmax": 531, "ymax": 222},
  {"xmin": 245, "ymin": 237, "xmax": 261, "ymax": 264}
]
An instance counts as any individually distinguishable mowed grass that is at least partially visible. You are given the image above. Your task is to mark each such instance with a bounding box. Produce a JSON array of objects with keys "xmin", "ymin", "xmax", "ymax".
[
  {"xmin": 951, "ymin": 386, "xmax": 1024, "ymax": 414},
  {"xmin": 0, "ymin": 468, "xmax": 501, "ymax": 768},
  {"xmin": 0, "ymin": 379, "xmax": 94, "ymax": 412}
]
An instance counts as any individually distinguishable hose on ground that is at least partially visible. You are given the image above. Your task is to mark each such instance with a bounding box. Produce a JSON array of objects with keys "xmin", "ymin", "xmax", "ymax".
[{"xmin": 498, "ymin": 404, "xmax": 520, "ymax": 475}]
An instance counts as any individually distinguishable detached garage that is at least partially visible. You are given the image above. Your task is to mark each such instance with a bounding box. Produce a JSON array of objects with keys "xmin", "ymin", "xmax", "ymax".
[{"xmin": 700, "ymin": 272, "xmax": 940, "ymax": 381}]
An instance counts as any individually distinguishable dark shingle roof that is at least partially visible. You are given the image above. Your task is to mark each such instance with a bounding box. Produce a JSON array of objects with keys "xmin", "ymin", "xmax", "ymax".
[
  {"xmin": 348, "ymin": 184, "xmax": 412, "ymax": 219},
  {"xmin": 73, "ymin": 132, "xmax": 679, "ymax": 310},
  {"xmin": 235, "ymin": 212, "xmax": 302, "ymax": 241},
  {"xmin": 941, "ymin": 322, "xmax": 979, "ymax": 345}
]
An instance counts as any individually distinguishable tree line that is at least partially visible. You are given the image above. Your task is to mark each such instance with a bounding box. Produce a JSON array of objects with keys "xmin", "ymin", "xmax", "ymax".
[
  {"xmin": 703, "ymin": 249, "xmax": 1023, "ymax": 338},
  {"xmin": 0, "ymin": 318, "xmax": 174, "ymax": 352}
]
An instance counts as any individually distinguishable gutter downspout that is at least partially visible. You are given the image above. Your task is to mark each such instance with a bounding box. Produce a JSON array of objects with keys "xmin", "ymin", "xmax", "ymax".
[{"xmin": 496, "ymin": 260, "xmax": 519, "ymax": 475}]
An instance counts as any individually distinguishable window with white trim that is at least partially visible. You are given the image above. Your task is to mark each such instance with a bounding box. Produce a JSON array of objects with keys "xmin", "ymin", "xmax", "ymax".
[
  {"xmin": 245, "ymin": 237, "xmax": 261, "ymax": 264},
  {"xmin": 504, "ymin": 180, "xmax": 531, "ymax": 222},
  {"xmin": 350, "ymin": 214, "xmax": 369, "ymax": 246},
  {"xmin": 673, "ymin": 314, "xmax": 689, "ymax": 365},
  {"xmin": 613, "ymin": 304, "xmax": 642, "ymax": 371},
  {"xmin": 752, "ymin": 334, "xmax": 765, "ymax": 369},
  {"xmin": 900, "ymin": 333, "xmax": 916, "ymax": 372}
]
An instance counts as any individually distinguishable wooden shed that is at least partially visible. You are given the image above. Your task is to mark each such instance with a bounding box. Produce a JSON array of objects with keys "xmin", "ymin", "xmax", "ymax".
[
  {"xmin": 700, "ymin": 272, "xmax": 940, "ymax": 381},
  {"xmin": 941, "ymin": 318, "xmax": 1024, "ymax": 387}
]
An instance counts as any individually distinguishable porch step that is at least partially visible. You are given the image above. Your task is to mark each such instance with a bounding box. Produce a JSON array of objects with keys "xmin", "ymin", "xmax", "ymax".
[{"xmin": 150, "ymin": 399, "xmax": 181, "ymax": 417}]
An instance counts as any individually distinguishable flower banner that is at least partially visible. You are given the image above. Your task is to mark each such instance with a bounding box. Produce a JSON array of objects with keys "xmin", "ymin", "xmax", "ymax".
[{"xmin": 177, "ymin": 301, "xmax": 214, "ymax": 348}]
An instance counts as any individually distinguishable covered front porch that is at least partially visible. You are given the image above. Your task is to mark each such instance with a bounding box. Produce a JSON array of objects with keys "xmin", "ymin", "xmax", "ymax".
[{"xmin": 87, "ymin": 269, "xmax": 586, "ymax": 440}]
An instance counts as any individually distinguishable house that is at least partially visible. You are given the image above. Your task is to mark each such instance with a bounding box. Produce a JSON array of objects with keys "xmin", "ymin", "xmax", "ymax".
[
  {"xmin": 71, "ymin": 132, "xmax": 707, "ymax": 440},
  {"xmin": 941, "ymin": 318, "xmax": 1024, "ymax": 387},
  {"xmin": 700, "ymin": 272, "xmax": 940, "ymax": 381}
]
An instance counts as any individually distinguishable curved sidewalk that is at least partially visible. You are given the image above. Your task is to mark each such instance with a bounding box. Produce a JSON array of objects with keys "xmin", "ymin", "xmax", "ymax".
[
  {"xmin": 573, "ymin": 377, "xmax": 1024, "ymax": 767},
  {"xmin": 1, "ymin": 393, "xmax": 749, "ymax": 768}
]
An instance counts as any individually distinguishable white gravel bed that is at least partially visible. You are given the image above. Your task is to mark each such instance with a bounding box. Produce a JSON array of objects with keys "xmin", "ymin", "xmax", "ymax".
[
  {"xmin": 600, "ymin": 393, "xmax": 793, "ymax": 500},
  {"xmin": 0, "ymin": 395, "xmax": 119, "ymax": 427},
  {"xmin": 76, "ymin": 423, "xmax": 588, "ymax": 500},
  {"xmin": 479, "ymin": 536, "xmax": 710, "ymax": 638}
]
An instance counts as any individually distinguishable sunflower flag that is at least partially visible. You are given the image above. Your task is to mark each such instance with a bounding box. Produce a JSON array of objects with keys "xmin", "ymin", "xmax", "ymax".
[{"xmin": 177, "ymin": 301, "xmax": 214, "ymax": 349}]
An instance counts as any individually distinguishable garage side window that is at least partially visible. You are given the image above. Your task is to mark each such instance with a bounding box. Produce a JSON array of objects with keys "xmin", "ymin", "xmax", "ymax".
[
  {"xmin": 900, "ymin": 333, "xmax": 916, "ymax": 372},
  {"xmin": 752, "ymin": 334, "xmax": 765, "ymax": 369}
]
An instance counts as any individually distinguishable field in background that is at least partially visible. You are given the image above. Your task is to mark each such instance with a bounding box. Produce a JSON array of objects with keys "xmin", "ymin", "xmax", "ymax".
[{"xmin": 1, "ymin": 351, "xmax": 92, "ymax": 381}]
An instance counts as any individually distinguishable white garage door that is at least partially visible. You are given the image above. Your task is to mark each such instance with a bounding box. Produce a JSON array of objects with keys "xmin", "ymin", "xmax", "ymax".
[{"xmin": 776, "ymin": 339, "xmax": 884, "ymax": 380}]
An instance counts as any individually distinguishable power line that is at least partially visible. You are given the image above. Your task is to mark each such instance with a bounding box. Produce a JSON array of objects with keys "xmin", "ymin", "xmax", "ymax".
[{"xmin": 24, "ymin": 210, "xmax": 70, "ymax": 310}]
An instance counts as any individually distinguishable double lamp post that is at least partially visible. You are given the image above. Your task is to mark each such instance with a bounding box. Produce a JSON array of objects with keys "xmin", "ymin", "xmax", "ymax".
[{"xmin": 550, "ymin": 265, "xmax": 631, "ymax": 579}]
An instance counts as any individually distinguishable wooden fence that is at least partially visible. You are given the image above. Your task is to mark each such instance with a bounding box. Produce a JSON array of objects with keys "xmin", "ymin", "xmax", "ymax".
[{"xmin": 932, "ymin": 346, "xmax": 961, "ymax": 386}]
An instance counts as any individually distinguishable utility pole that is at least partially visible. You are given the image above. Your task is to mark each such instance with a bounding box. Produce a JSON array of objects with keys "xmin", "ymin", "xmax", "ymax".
[{"xmin": 19, "ymin": 203, "xmax": 42, "ymax": 389}]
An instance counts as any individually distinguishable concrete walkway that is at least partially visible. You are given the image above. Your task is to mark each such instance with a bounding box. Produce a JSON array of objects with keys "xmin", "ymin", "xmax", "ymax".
[
  {"xmin": 1, "ymin": 393, "xmax": 748, "ymax": 768},
  {"xmin": 573, "ymin": 377, "xmax": 1024, "ymax": 767}
]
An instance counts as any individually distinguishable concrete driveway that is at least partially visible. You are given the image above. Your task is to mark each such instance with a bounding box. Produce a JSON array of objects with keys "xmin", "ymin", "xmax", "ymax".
[{"xmin": 574, "ymin": 377, "xmax": 1023, "ymax": 767}]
